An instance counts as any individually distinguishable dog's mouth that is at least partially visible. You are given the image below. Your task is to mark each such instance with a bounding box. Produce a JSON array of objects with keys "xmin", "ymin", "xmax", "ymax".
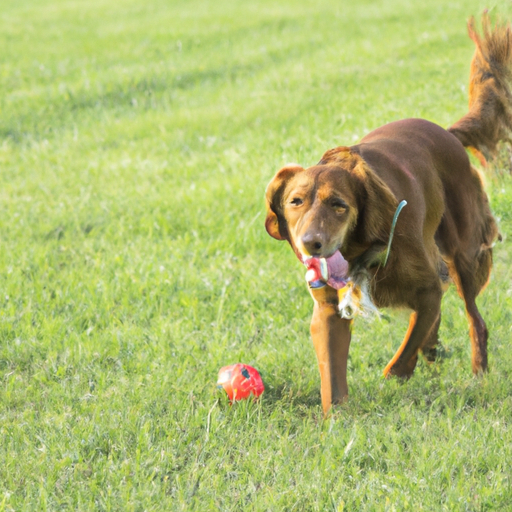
[{"xmin": 302, "ymin": 251, "xmax": 349, "ymax": 290}]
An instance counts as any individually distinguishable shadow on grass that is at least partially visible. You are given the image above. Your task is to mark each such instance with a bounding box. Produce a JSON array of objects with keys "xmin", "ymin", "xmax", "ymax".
[
  {"xmin": 262, "ymin": 382, "xmax": 321, "ymax": 409},
  {"xmin": 254, "ymin": 345, "xmax": 457, "ymax": 415}
]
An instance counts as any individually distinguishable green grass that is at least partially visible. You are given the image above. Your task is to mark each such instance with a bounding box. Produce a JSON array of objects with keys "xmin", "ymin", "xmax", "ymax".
[{"xmin": 1, "ymin": 0, "xmax": 512, "ymax": 509}]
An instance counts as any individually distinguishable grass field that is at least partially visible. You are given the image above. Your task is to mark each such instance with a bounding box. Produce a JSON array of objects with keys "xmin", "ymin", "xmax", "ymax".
[{"xmin": 1, "ymin": 0, "xmax": 512, "ymax": 510}]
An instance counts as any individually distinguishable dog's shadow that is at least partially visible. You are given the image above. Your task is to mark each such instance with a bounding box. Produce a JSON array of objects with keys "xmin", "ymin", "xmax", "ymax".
[{"xmin": 262, "ymin": 382, "xmax": 322, "ymax": 409}]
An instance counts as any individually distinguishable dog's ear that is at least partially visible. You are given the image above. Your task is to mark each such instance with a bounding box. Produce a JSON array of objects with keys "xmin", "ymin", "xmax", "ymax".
[
  {"xmin": 353, "ymin": 161, "xmax": 399, "ymax": 243},
  {"xmin": 265, "ymin": 164, "xmax": 305, "ymax": 240}
]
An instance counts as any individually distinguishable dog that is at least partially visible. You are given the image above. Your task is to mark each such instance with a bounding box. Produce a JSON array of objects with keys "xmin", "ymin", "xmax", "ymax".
[{"xmin": 265, "ymin": 14, "xmax": 511, "ymax": 414}]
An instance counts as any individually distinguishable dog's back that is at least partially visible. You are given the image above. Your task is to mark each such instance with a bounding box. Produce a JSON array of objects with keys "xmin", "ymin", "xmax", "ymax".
[{"xmin": 352, "ymin": 118, "xmax": 498, "ymax": 264}]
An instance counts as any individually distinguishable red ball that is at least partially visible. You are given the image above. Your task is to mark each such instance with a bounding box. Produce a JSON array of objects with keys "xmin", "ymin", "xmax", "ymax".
[{"xmin": 217, "ymin": 363, "xmax": 264, "ymax": 401}]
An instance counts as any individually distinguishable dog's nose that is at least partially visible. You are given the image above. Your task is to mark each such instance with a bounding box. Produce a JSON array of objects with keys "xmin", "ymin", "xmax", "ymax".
[{"xmin": 302, "ymin": 233, "xmax": 324, "ymax": 255}]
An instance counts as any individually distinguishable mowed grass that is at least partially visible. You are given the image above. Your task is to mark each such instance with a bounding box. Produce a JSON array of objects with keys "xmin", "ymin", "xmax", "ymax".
[{"xmin": 1, "ymin": 0, "xmax": 512, "ymax": 509}]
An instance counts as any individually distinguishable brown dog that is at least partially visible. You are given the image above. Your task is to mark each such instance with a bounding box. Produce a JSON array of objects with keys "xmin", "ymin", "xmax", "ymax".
[{"xmin": 265, "ymin": 14, "xmax": 511, "ymax": 414}]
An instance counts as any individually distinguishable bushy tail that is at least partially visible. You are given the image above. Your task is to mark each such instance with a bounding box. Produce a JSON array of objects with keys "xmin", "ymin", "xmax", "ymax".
[{"xmin": 448, "ymin": 13, "xmax": 512, "ymax": 165}]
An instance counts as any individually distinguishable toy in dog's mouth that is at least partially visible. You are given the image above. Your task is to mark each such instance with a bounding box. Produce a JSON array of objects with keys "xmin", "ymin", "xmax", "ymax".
[{"xmin": 303, "ymin": 251, "xmax": 349, "ymax": 290}]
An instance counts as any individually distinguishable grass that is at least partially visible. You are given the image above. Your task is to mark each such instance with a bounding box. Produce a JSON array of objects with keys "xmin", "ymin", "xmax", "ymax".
[{"xmin": 1, "ymin": 0, "xmax": 512, "ymax": 509}]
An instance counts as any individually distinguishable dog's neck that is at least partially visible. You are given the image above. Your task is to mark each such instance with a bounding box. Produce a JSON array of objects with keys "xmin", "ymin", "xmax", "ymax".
[{"xmin": 348, "ymin": 242, "xmax": 387, "ymax": 275}]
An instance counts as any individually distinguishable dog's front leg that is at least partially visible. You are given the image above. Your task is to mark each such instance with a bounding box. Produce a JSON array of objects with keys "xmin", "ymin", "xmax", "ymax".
[
  {"xmin": 309, "ymin": 286, "xmax": 352, "ymax": 414},
  {"xmin": 383, "ymin": 283, "xmax": 442, "ymax": 378}
]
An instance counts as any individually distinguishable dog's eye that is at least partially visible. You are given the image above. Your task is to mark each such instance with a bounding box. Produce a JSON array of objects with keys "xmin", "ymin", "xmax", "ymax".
[
  {"xmin": 290, "ymin": 197, "xmax": 303, "ymax": 206},
  {"xmin": 331, "ymin": 199, "xmax": 347, "ymax": 210}
]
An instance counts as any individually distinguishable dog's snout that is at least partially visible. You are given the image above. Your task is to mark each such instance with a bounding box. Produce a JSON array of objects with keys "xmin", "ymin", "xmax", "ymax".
[{"xmin": 302, "ymin": 233, "xmax": 324, "ymax": 255}]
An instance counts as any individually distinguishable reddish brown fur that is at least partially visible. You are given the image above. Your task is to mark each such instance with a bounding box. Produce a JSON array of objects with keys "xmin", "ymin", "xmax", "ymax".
[
  {"xmin": 265, "ymin": 15, "xmax": 505, "ymax": 414},
  {"xmin": 449, "ymin": 13, "xmax": 512, "ymax": 163}
]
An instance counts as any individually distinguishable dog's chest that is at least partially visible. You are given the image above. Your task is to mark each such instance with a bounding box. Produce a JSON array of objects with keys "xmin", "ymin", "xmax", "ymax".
[{"xmin": 366, "ymin": 269, "xmax": 412, "ymax": 309}]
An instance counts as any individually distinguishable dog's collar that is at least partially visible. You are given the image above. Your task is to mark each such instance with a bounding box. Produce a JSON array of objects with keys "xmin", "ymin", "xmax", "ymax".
[
  {"xmin": 348, "ymin": 199, "xmax": 408, "ymax": 274},
  {"xmin": 383, "ymin": 200, "xmax": 408, "ymax": 267}
]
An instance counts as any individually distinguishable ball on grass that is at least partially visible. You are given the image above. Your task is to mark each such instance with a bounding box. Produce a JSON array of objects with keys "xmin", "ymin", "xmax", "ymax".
[{"xmin": 217, "ymin": 363, "xmax": 264, "ymax": 401}]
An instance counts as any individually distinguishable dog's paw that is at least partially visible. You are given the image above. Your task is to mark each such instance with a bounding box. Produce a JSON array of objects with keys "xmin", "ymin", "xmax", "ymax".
[
  {"xmin": 383, "ymin": 356, "xmax": 418, "ymax": 379},
  {"xmin": 421, "ymin": 346, "xmax": 437, "ymax": 363}
]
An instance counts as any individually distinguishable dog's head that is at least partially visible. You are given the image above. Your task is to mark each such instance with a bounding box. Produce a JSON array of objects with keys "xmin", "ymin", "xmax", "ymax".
[{"xmin": 265, "ymin": 147, "xmax": 398, "ymax": 260}]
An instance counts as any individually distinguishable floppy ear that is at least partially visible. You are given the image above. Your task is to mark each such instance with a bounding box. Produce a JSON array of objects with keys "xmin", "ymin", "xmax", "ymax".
[
  {"xmin": 265, "ymin": 164, "xmax": 305, "ymax": 240},
  {"xmin": 353, "ymin": 160, "xmax": 399, "ymax": 243},
  {"xmin": 317, "ymin": 147, "xmax": 398, "ymax": 243}
]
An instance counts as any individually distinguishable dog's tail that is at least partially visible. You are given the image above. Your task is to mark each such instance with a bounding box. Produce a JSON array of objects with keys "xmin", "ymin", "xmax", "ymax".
[{"xmin": 448, "ymin": 13, "xmax": 512, "ymax": 165}]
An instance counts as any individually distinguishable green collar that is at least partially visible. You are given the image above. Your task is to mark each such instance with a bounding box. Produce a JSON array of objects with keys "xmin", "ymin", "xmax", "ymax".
[{"xmin": 383, "ymin": 200, "xmax": 408, "ymax": 267}]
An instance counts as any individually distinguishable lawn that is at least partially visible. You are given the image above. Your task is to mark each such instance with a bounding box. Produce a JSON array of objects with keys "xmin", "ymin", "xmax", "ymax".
[{"xmin": 1, "ymin": 0, "xmax": 512, "ymax": 510}]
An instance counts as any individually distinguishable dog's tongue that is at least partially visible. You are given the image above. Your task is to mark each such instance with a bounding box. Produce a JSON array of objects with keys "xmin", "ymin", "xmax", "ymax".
[{"xmin": 303, "ymin": 251, "xmax": 349, "ymax": 290}]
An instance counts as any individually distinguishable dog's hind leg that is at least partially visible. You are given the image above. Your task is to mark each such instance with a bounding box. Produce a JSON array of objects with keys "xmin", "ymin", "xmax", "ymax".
[
  {"xmin": 465, "ymin": 298, "xmax": 488, "ymax": 373},
  {"xmin": 420, "ymin": 313, "xmax": 441, "ymax": 363},
  {"xmin": 383, "ymin": 282, "xmax": 443, "ymax": 378},
  {"xmin": 420, "ymin": 258, "xmax": 450, "ymax": 363},
  {"xmin": 449, "ymin": 249, "xmax": 493, "ymax": 373}
]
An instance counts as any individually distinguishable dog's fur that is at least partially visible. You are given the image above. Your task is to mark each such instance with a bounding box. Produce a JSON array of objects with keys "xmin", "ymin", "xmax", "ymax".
[{"xmin": 265, "ymin": 14, "xmax": 510, "ymax": 414}]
